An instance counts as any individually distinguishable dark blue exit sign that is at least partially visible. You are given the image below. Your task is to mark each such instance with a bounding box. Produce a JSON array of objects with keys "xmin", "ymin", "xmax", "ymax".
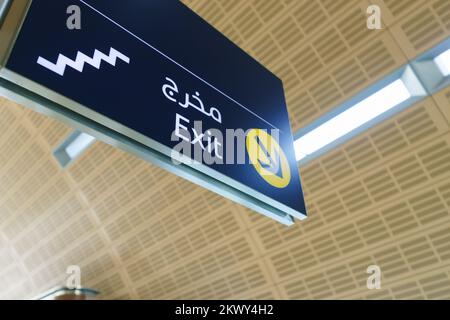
[{"xmin": 1, "ymin": 0, "xmax": 306, "ymax": 224}]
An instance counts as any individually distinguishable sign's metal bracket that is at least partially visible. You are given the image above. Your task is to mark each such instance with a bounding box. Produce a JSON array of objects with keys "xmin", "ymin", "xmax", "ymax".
[
  {"xmin": 0, "ymin": 0, "xmax": 12, "ymax": 28},
  {"xmin": 0, "ymin": 0, "xmax": 31, "ymax": 68}
]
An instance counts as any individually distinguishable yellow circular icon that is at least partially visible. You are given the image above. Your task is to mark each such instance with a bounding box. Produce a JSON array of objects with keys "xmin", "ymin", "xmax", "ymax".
[{"xmin": 246, "ymin": 129, "xmax": 291, "ymax": 189}]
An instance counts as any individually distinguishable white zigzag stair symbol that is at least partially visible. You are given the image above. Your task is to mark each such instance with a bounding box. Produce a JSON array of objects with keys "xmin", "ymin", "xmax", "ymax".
[{"xmin": 37, "ymin": 47, "xmax": 130, "ymax": 76}]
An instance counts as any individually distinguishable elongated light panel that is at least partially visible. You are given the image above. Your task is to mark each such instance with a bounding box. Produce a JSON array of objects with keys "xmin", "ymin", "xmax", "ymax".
[
  {"xmin": 434, "ymin": 49, "xmax": 450, "ymax": 77},
  {"xmin": 295, "ymin": 79, "xmax": 411, "ymax": 161},
  {"xmin": 65, "ymin": 132, "xmax": 95, "ymax": 159}
]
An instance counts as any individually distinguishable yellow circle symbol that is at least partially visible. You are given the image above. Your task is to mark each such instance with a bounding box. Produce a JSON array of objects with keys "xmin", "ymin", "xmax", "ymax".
[{"xmin": 246, "ymin": 129, "xmax": 291, "ymax": 189}]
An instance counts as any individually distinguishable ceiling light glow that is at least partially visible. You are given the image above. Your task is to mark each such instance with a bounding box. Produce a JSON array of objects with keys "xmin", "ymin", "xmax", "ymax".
[
  {"xmin": 295, "ymin": 79, "xmax": 411, "ymax": 161},
  {"xmin": 65, "ymin": 132, "xmax": 95, "ymax": 159},
  {"xmin": 434, "ymin": 49, "xmax": 450, "ymax": 77}
]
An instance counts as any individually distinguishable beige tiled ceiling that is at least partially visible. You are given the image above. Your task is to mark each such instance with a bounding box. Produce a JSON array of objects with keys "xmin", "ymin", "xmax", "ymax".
[{"xmin": 1, "ymin": 0, "xmax": 450, "ymax": 299}]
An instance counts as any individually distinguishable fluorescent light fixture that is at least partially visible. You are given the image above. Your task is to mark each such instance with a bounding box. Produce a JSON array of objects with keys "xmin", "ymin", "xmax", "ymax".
[
  {"xmin": 65, "ymin": 132, "xmax": 95, "ymax": 158},
  {"xmin": 54, "ymin": 130, "xmax": 96, "ymax": 168},
  {"xmin": 295, "ymin": 79, "xmax": 411, "ymax": 161},
  {"xmin": 434, "ymin": 49, "xmax": 450, "ymax": 77}
]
